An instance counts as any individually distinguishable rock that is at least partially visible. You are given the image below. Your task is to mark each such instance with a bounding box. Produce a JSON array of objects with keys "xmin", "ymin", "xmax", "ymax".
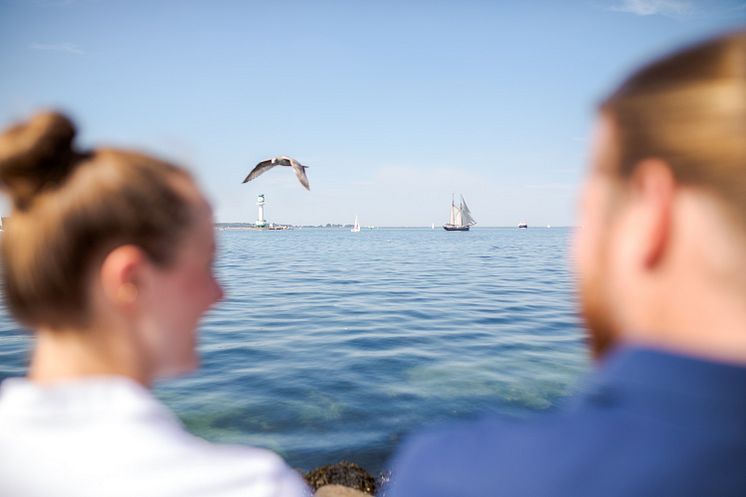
[
  {"xmin": 315, "ymin": 484, "xmax": 371, "ymax": 497},
  {"xmin": 304, "ymin": 461, "xmax": 376, "ymax": 495}
]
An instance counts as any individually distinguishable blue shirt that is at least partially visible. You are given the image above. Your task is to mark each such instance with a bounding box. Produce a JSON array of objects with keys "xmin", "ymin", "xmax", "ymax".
[{"xmin": 386, "ymin": 346, "xmax": 746, "ymax": 497}]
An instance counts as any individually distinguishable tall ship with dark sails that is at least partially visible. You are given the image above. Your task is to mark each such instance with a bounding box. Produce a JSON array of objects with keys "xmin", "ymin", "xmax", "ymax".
[{"xmin": 443, "ymin": 194, "xmax": 476, "ymax": 231}]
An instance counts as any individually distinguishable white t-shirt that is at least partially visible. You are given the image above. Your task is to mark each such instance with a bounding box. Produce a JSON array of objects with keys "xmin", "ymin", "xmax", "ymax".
[{"xmin": 0, "ymin": 376, "xmax": 310, "ymax": 497}]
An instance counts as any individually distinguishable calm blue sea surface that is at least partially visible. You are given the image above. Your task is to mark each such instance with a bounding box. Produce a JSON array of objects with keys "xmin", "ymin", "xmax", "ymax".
[{"xmin": 0, "ymin": 227, "xmax": 588, "ymax": 474}]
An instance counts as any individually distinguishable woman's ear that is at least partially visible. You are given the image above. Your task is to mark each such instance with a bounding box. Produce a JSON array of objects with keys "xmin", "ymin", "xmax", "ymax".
[{"xmin": 99, "ymin": 245, "xmax": 146, "ymax": 310}]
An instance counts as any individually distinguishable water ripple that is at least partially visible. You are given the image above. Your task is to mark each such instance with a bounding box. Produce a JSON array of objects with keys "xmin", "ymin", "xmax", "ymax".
[{"xmin": 0, "ymin": 227, "xmax": 587, "ymax": 474}]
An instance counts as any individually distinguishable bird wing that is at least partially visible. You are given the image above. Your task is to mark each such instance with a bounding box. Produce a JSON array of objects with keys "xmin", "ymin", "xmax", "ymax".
[
  {"xmin": 290, "ymin": 159, "xmax": 311, "ymax": 191},
  {"xmin": 243, "ymin": 159, "xmax": 276, "ymax": 183}
]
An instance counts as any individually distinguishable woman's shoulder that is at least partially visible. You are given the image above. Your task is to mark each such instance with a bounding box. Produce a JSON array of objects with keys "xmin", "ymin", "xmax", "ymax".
[{"xmin": 0, "ymin": 376, "xmax": 310, "ymax": 497}]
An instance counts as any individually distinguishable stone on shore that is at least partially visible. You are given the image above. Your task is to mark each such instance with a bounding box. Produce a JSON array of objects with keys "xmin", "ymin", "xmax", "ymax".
[
  {"xmin": 304, "ymin": 461, "xmax": 376, "ymax": 495},
  {"xmin": 315, "ymin": 484, "xmax": 371, "ymax": 497}
]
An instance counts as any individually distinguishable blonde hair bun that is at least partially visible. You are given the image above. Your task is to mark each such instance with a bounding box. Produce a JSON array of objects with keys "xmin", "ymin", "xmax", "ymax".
[{"xmin": 0, "ymin": 111, "xmax": 79, "ymax": 210}]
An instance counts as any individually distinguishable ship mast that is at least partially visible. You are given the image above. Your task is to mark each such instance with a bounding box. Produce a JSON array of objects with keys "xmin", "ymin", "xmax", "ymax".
[{"xmin": 449, "ymin": 193, "xmax": 456, "ymax": 225}]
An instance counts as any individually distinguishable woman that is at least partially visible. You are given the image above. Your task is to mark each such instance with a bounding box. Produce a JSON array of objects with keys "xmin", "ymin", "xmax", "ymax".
[{"xmin": 0, "ymin": 112, "xmax": 309, "ymax": 497}]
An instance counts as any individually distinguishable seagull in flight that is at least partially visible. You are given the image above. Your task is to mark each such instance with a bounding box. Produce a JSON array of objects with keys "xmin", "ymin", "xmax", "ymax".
[{"xmin": 243, "ymin": 156, "xmax": 310, "ymax": 191}]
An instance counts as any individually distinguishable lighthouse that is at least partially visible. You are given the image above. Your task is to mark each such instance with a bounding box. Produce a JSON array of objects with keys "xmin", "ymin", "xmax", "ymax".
[{"xmin": 255, "ymin": 194, "xmax": 268, "ymax": 228}]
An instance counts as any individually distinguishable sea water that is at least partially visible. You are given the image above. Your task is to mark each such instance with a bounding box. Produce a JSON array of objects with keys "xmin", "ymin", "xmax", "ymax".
[{"xmin": 0, "ymin": 227, "xmax": 588, "ymax": 474}]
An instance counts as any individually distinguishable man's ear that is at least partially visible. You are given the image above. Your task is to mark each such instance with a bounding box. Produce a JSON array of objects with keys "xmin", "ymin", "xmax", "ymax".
[
  {"xmin": 629, "ymin": 159, "xmax": 676, "ymax": 269},
  {"xmin": 99, "ymin": 245, "xmax": 146, "ymax": 309}
]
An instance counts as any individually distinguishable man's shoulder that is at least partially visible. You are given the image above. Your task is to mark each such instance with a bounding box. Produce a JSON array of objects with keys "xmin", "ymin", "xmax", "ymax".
[
  {"xmin": 387, "ymin": 411, "xmax": 592, "ymax": 497},
  {"xmin": 386, "ymin": 347, "xmax": 746, "ymax": 497},
  {"xmin": 385, "ymin": 383, "xmax": 708, "ymax": 497}
]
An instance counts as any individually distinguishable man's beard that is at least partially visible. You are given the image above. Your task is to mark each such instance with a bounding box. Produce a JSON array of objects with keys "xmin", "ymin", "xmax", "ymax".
[{"xmin": 578, "ymin": 258, "xmax": 620, "ymax": 362}]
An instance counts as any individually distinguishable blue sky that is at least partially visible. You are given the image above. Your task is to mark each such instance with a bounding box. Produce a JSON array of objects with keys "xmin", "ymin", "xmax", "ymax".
[{"xmin": 1, "ymin": 0, "xmax": 744, "ymax": 226}]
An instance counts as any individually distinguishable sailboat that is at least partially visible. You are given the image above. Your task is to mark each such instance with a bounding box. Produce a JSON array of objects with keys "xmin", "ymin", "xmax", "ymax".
[
  {"xmin": 443, "ymin": 194, "xmax": 476, "ymax": 231},
  {"xmin": 351, "ymin": 215, "xmax": 361, "ymax": 232}
]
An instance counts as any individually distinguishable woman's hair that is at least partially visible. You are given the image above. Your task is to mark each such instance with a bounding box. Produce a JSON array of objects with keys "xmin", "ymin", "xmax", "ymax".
[
  {"xmin": 600, "ymin": 30, "xmax": 746, "ymax": 229},
  {"xmin": 0, "ymin": 111, "xmax": 196, "ymax": 329}
]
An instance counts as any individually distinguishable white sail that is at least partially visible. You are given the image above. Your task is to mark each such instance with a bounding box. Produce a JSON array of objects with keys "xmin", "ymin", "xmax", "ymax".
[
  {"xmin": 444, "ymin": 193, "xmax": 476, "ymax": 230},
  {"xmin": 464, "ymin": 212, "xmax": 476, "ymax": 226},
  {"xmin": 460, "ymin": 196, "xmax": 476, "ymax": 226},
  {"xmin": 351, "ymin": 215, "xmax": 360, "ymax": 232}
]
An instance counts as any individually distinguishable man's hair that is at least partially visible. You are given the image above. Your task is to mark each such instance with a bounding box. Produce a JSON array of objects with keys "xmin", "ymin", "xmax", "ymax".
[{"xmin": 600, "ymin": 30, "xmax": 746, "ymax": 230}]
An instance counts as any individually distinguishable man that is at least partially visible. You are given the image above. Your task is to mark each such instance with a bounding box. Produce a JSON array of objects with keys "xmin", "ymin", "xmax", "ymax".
[{"xmin": 387, "ymin": 30, "xmax": 746, "ymax": 497}]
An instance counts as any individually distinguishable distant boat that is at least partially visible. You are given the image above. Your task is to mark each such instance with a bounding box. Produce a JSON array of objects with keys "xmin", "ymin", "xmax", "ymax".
[
  {"xmin": 443, "ymin": 194, "xmax": 476, "ymax": 231},
  {"xmin": 431, "ymin": 223, "xmax": 435, "ymax": 230},
  {"xmin": 351, "ymin": 215, "xmax": 361, "ymax": 233},
  {"xmin": 518, "ymin": 222, "xmax": 528, "ymax": 229}
]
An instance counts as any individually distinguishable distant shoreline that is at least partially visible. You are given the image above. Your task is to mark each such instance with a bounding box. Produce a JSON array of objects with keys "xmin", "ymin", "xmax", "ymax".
[{"xmin": 214, "ymin": 223, "xmax": 574, "ymax": 230}]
